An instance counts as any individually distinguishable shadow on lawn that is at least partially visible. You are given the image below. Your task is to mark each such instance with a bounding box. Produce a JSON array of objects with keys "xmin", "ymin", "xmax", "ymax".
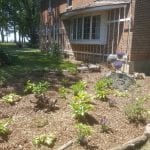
[{"xmin": 0, "ymin": 43, "xmax": 79, "ymax": 95}]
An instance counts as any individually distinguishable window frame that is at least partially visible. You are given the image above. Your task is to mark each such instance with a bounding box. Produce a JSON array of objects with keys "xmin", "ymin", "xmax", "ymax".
[{"xmin": 70, "ymin": 14, "xmax": 103, "ymax": 44}]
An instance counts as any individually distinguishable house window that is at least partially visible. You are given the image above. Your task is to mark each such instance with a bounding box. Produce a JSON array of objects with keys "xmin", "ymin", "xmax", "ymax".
[
  {"xmin": 83, "ymin": 16, "xmax": 91, "ymax": 39},
  {"xmin": 71, "ymin": 15, "xmax": 101, "ymax": 41},
  {"xmin": 92, "ymin": 15, "xmax": 100, "ymax": 39},
  {"xmin": 73, "ymin": 18, "xmax": 77, "ymax": 40},
  {"xmin": 67, "ymin": 0, "xmax": 72, "ymax": 6},
  {"xmin": 77, "ymin": 17, "xmax": 83, "ymax": 39}
]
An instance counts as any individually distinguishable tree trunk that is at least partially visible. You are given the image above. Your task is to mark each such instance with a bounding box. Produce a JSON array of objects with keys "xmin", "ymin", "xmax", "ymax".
[
  {"xmin": 1, "ymin": 28, "xmax": 5, "ymax": 43},
  {"xmin": 14, "ymin": 24, "xmax": 16, "ymax": 43}
]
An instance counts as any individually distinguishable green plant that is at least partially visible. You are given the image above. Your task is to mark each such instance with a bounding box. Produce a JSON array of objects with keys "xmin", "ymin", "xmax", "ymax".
[
  {"xmin": 70, "ymin": 91, "xmax": 93, "ymax": 119},
  {"xmin": 95, "ymin": 78, "xmax": 112, "ymax": 91},
  {"xmin": 58, "ymin": 86, "xmax": 69, "ymax": 99},
  {"xmin": 75, "ymin": 123, "xmax": 92, "ymax": 144},
  {"xmin": 96, "ymin": 89, "xmax": 108, "ymax": 101},
  {"xmin": 71, "ymin": 81, "xmax": 87, "ymax": 96},
  {"xmin": 125, "ymin": 97, "xmax": 148, "ymax": 123},
  {"xmin": 32, "ymin": 134, "xmax": 56, "ymax": 148},
  {"xmin": 2, "ymin": 93, "xmax": 21, "ymax": 104},
  {"xmin": 95, "ymin": 78, "xmax": 112, "ymax": 101},
  {"xmin": 0, "ymin": 120, "xmax": 10, "ymax": 136},
  {"xmin": 113, "ymin": 90, "xmax": 129, "ymax": 98},
  {"xmin": 24, "ymin": 80, "xmax": 50, "ymax": 95}
]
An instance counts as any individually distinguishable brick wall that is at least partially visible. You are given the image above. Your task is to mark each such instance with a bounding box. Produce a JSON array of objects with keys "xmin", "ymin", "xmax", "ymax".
[{"xmin": 130, "ymin": 0, "xmax": 150, "ymax": 61}]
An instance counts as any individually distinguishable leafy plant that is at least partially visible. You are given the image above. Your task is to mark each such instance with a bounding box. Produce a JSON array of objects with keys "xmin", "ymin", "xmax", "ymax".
[
  {"xmin": 95, "ymin": 78, "xmax": 112, "ymax": 91},
  {"xmin": 70, "ymin": 91, "xmax": 93, "ymax": 119},
  {"xmin": 58, "ymin": 86, "xmax": 69, "ymax": 99},
  {"xmin": 75, "ymin": 123, "xmax": 92, "ymax": 144},
  {"xmin": 95, "ymin": 78, "xmax": 112, "ymax": 101},
  {"xmin": 0, "ymin": 120, "xmax": 10, "ymax": 136},
  {"xmin": 113, "ymin": 90, "xmax": 129, "ymax": 98},
  {"xmin": 24, "ymin": 80, "xmax": 50, "ymax": 95},
  {"xmin": 125, "ymin": 97, "xmax": 148, "ymax": 123},
  {"xmin": 96, "ymin": 90, "xmax": 108, "ymax": 101},
  {"xmin": 71, "ymin": 81, "xmax": 87, "ymax": 96},
  {"xmin": 2, "ymin": 93, "xmax": 21, "ymax": 104},
  {"xmin": 32, "ymin": 134, "xmax": 56, "ymax": 148},
  {"xmin": 99, "ymin": 116, "xmax": 111, "ymax": 133}
]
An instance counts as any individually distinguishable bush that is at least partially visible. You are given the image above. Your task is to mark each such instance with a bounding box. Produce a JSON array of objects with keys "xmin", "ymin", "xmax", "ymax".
[
  {"xmin": 99, "ymin": 116, "xmax": 111, "ymax": 133},
  {"xmin": 58, "ymin": 86, "xmax": 69, "ymax": 99}
]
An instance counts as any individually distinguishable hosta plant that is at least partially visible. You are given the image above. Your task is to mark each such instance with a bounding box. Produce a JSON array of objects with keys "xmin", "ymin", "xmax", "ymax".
[
  {"xmin": 32, "ymin": 134, "xmax": 56, "ymax": 148},
  {"xmin": 95, "ymin": 78, "xmax": 112, "ymax": 101},
  {"xmin": 2, "ymin": 93, "xmax": 21, "ymax": 104},
  {"xmin": 24, "ymin": 80, "xmax": 50, "ymax": 95},
  {"xmin": 0, "ymin": 120, "xmax": 10, "ymax": 136},
  {"xmin": 70, "ymin": 91, "xmax": 93, "ymax": 119},
  {"xmin": 75, "ymin": 123, "xmax": 92, "ymax": 145},
  {"xmin": 71, "ymin": 81, "xmax": 87, "ymax": 96}
]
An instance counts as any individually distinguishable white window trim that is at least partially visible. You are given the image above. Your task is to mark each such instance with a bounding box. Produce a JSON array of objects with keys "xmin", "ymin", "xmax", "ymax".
[{"xmin": 70, "ymin": 12, "xmax": 108, "ymax": 45}]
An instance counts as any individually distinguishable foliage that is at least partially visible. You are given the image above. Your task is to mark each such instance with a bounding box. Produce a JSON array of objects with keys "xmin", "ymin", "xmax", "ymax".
[
  {"xmin": 2, "ymin": 93, "xmax": 21, "ymax": 104},
  {"xmin": 50, "ymin": 43, "xmax": 62, "ymax": 60},
  {"xmin": 75, "ymin": 123, "xmax": 92, "ymax": 143},
  {"xmin": 95, "ymin": 78, "xmax": 112, "ymax": 91},
  {"xmin": 125, "ymin": 97, "xmax": 148, "ymax": 123},
  {"xmin": 70, "ymin": 91, "xmax": 93, "ymax": 119},
  {"xmin": 58, "ymin": 86, "xmax": 69, "ymax": 99},
  {"xmin": 24, "ymin": 80, "xmax": 50, "ymax": 95},
  {"xmin": 0, "ymin": 120, "xmax": 10, "ymax": 136},
  {"xmin": 32, "ymin": 134, "xmax": 56, "ymax": 148},
  {"xmin": 113, "ymin": 90, "xmax": 129, "ymax": 98},
  {"xmin": 95, "ymin": 78, "xmax": 112, "ymax": 101},
  {"xmin": 99, "ymin": 116, "xmax": 111, "ymax": 133},
  {"xmin": 71, "ymin": 81, "xmax": 87, "ymax": 96}
]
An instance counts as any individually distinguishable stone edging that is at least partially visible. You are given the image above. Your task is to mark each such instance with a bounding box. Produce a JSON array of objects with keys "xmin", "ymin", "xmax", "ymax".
[{"xmin": 110, "ymin": 124, "xmax": 150, "ymax": 150}]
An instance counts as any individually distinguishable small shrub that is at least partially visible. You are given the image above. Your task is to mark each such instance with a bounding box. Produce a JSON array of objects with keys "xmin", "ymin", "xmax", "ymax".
[
  {"xmin": 75, "ymin": 123, "xmax": 92, "ymax": 144},
  {"xmin": 71, "ymin": 81, "xmax": 87, "ymax": 96},
  {"xmin": 70, "ymin": 91, "xmax": 93, "ymax": 119},
  {"xmin": 24, "ymin": 80, "xmax": 50, "ymax": 95},
  {"xmin": 58, "ymin": 86, "xmax": 69, "ymax": 99},
  {"xmin": 125, "ymin": 97, "xmax": 148, "ymax": 123},
  {"xmin": 32, "ymin": 134, "xmax": 56, "ymax": 148},
  {"xmin": 99, "ymin": 116, "xmax": 111, "ymax": 133},
  {"xmin": 2, "ymin": 93, "xmax": 21, "ymax": 104}
]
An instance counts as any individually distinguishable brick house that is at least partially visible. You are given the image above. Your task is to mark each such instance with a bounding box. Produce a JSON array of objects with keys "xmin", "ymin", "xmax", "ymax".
[{"xmin": 40, "ymin": 0, "xmax": 150, "ymax": 74}]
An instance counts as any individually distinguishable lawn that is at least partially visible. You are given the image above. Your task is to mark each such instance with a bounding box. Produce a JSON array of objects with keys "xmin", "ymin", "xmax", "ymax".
[
  {"xmin": 0, "ymin": 43, "xmax": 77, "ymax": 86},
  {"xmin": 0, "ymin": 43, "xmax": 150, "ymax": 150}
]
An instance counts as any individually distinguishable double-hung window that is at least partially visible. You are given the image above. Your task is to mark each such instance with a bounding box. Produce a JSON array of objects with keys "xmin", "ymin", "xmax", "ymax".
[{"xmin": 71, "ymin": 15, "xmax": 101, "ymax": 43}]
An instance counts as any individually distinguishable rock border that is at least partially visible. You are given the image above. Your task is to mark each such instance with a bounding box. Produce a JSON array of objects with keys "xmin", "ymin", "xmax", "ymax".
[{"xmin": 110, "ymin": 124, "xmax": 150, "ymax": 150}]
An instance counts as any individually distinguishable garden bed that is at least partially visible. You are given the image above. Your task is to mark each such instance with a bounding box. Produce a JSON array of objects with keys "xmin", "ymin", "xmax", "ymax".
[{"xmin": 0, "ymin": 66, "xmax": 150, "ymax": 150}]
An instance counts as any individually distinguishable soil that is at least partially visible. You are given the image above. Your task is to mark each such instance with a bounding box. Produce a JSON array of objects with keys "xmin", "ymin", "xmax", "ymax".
[{"xmin": 0, "ymin": 65, "xmax": 150, "ymax": 150}]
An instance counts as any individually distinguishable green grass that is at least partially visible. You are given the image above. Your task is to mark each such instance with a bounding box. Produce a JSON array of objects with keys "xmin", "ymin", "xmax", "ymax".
[{"xmin": 0, "ymin": 43, "xmax": 77, "ymax": 83}]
